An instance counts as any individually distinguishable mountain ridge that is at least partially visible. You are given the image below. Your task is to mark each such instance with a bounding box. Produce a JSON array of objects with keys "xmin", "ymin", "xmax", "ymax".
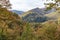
[
  {"xmin": 11, "ymin": 10, "xmax": 24, "ymax": 15},
  {"xmin": 21, "ymin": 7, "xmax": 56, "ymax": 22}
]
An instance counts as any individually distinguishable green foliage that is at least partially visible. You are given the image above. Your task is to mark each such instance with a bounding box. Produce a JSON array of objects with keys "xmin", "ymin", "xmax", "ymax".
[
  {"xmin": 20, "ymin": 23, "xmax": 36, "ymax": 40},
  {"xmin": 0, "ymin": 8, "xmax": 22, "ymax": 40},
  {"xmin": 0, "ymin": 6, "xmax": 60, "ymax": 40},
  {"xmin": 45, "ymin": 0, "xmax": 60, "ymax": 10}
]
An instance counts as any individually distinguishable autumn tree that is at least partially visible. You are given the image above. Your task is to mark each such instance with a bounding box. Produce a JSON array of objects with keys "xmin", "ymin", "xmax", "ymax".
[{"xmin": 0, "ymin": 0, "xmax": 11, "ymax": 9}]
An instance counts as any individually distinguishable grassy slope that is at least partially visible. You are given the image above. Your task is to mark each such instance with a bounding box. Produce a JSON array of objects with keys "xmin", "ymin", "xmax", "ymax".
[{"xmin": 45, "ymin": 10, "xmax": 60, "ymax": 20}]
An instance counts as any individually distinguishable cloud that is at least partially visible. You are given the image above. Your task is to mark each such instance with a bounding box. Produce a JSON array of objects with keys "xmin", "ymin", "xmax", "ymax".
[{"xmin": 10, "ymin": 0, "xmax": 45, "ymax": 11}]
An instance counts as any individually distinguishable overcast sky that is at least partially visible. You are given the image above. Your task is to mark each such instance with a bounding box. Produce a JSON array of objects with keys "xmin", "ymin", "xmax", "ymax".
[{"xmin": 10, "ymin": 0, "xmax": 48, "ymax": 11}]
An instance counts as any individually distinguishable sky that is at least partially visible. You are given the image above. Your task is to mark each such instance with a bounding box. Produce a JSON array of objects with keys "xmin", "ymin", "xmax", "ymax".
[{"xmin": 10, "ymin": 0, "xmax": 52, "ymax": 11}]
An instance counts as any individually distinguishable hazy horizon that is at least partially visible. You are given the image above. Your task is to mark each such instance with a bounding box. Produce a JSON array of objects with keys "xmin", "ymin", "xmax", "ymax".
[{"xmin": 10, "ymin": 0, "xmax": 46, "ymax": 11}]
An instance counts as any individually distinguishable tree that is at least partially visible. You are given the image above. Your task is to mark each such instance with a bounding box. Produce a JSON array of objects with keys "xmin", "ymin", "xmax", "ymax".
[
  {"xmin": 45, "ymin": 0, "xmax": 60, "ymax": 10},
  {"xmin": 20, "ymin": 23, "xmax": 36, "ymax": 40},
  {"xmin": 0, "ymin": 0, "xmax": 11, "ymax": 9}
]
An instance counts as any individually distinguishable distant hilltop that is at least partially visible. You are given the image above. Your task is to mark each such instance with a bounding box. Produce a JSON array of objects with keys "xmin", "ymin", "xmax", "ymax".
[{"xmin": 11, "ymin": 10, "xmax": 24, "ymax": 15}]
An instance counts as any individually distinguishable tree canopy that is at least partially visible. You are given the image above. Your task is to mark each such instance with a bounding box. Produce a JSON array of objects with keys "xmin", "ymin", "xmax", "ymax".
[
  {"xmin": 45, "ymin": 0, "xmax": 60, "ymax": 10},
  {"xmin": 0, "ymin": 0, "xmax": 11, "ymax": 9}
]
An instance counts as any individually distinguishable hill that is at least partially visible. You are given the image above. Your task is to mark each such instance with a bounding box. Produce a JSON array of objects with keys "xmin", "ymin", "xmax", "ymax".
[
  {"xmin": 0, "ymin": 8, "xmax": 60, "ymax": 40},
  {"xmin": 21, "ymin": 8, "xmax": 45, "ymax": 17},
  {"xmin": 21, "ymin": 7, "xmax": 56, "ymax": 22},
  {"xmin": 11, "ymin": 10, "xmax": 24, "ymax": 15},
  {"xmin": 0, "ymin": 8, "xmax": 23, "ymax": 40},
  {"xmin": 21, "ymin": 8, "xmax": 48, "ymax": 22},
  {"xmin": 45, "ymin": 10, "xmax": 60, "ymax": 21}
]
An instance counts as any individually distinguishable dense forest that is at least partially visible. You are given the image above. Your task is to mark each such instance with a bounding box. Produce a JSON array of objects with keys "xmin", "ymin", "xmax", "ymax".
[{"xmin": 0, "ymin": 0, "xmax": 60, "ymax": 40}]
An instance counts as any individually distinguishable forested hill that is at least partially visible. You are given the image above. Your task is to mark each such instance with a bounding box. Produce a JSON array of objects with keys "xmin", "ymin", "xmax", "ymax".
[
  {"xmin": 0, "ymin": 8, "xmax": 24, "ymax": 40},
  {"xmin": 1, "ymin": 6, "xmax": 60, "ymax": 40},
  {"xmin": 0, "ymin": 8, "xmax": 20, "ymax": 20}
]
